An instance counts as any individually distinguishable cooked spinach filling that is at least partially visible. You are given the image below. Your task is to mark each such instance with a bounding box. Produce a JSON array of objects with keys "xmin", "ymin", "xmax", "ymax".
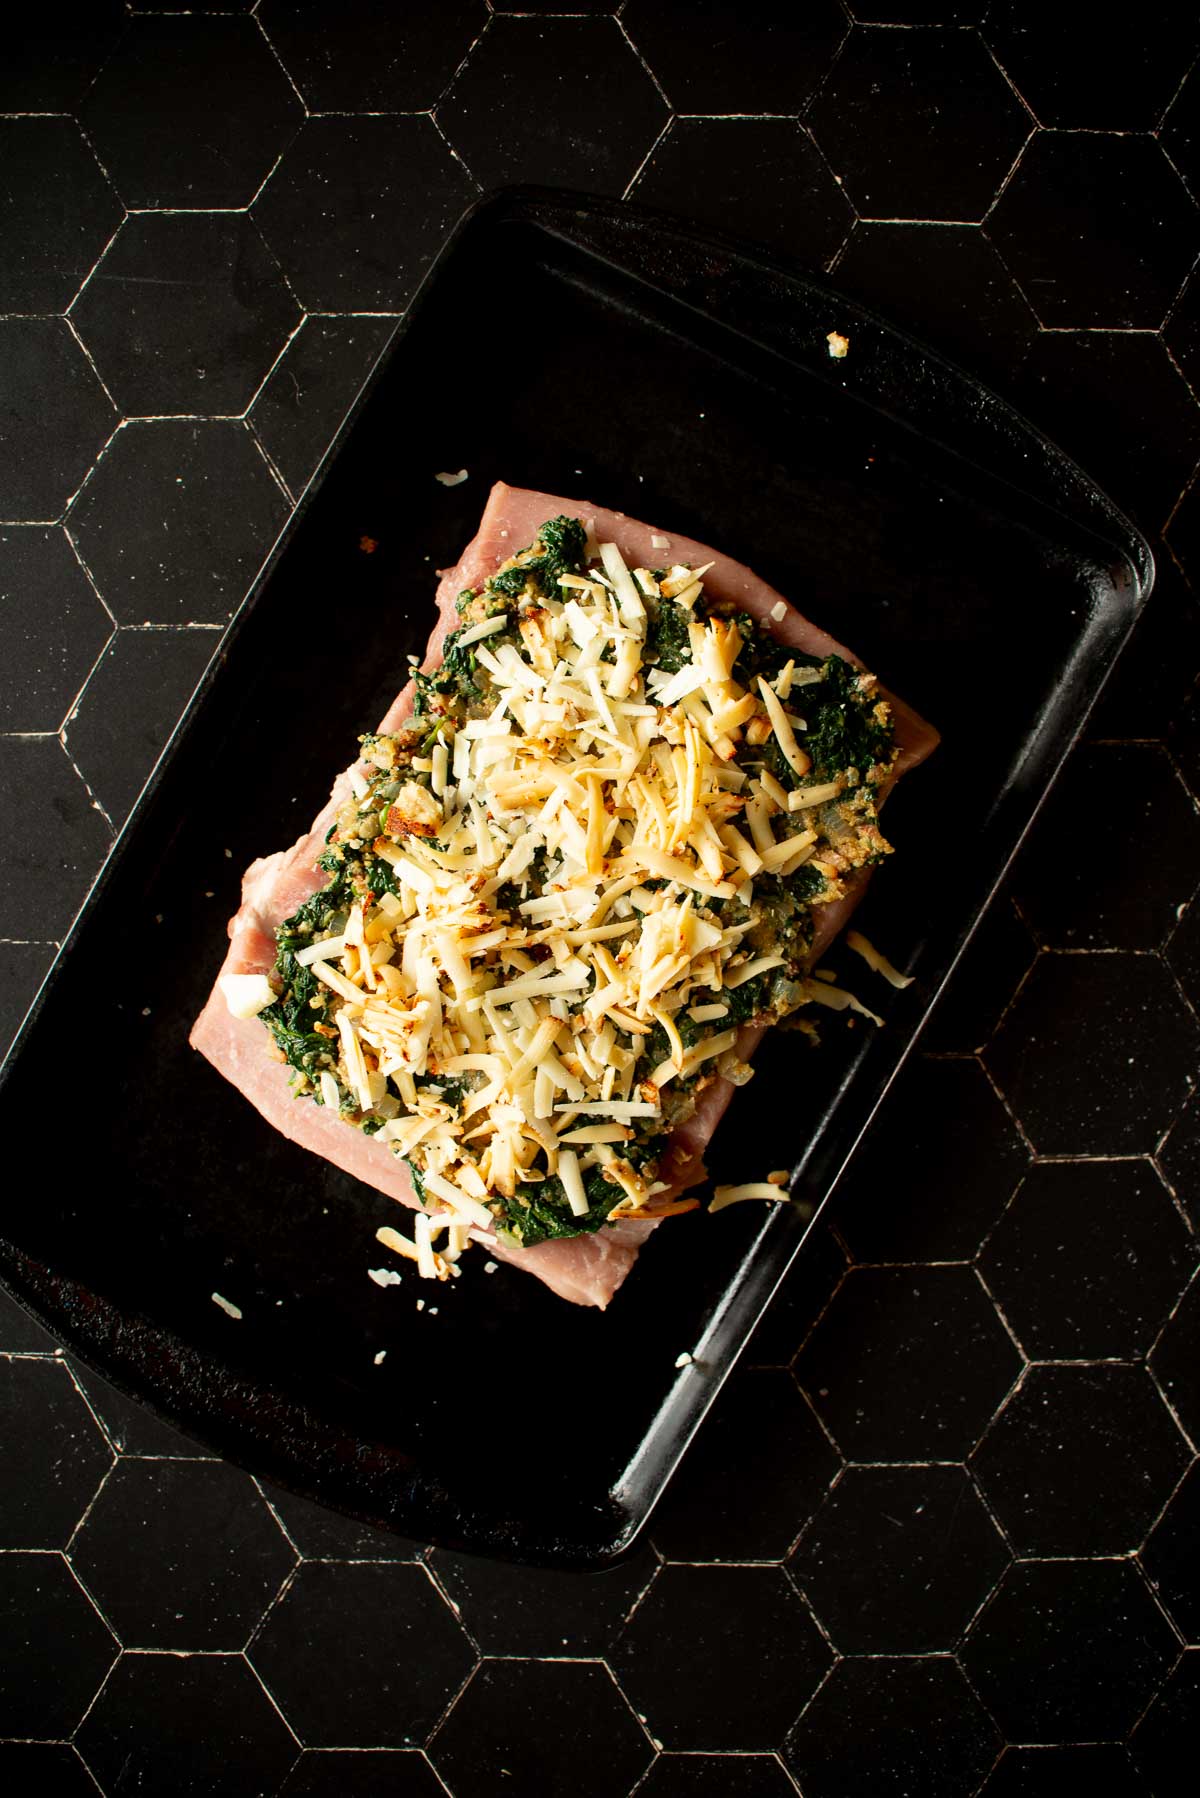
[{"xmin": 258, "ymin": 519, "xmax": 897, "ymax": 1252}]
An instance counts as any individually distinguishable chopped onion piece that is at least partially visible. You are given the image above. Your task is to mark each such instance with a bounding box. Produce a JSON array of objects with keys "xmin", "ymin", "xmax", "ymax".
[{"xmin": 219, "ymin": 973, "xmax": 275, "ymax": 1019}]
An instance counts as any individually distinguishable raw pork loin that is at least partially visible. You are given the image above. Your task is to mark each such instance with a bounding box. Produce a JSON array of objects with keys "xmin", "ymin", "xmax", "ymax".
[{"xmin": 191, "ymin": 484, "xmax": 938, "ymax": 1307}]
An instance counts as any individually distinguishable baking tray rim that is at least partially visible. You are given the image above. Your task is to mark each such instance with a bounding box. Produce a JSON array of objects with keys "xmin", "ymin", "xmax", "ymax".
[{"xmin": 0, "ymin": 185, "xmax": 1154, "ymax": 1564}]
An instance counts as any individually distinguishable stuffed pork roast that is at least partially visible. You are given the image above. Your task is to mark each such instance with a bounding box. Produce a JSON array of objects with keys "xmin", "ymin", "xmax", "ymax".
[{"xmin": 191, "ymin": 484, "xmax": 938, "ymax": 1307}]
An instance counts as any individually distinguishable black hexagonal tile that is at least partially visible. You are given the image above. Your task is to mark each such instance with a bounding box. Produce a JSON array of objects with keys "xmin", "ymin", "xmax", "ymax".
[
  {"xmin": 1142, "ymin": 1458, "xmax": 1200, "ymax": 1642},
  {"xmin": 1129, "ymin": 1649, "xmax": 1200, "ymax": 1798},
  {"xmin": 254, "ymin": 116, "xmax": 476, "ymax": 314},
  {"xmin": 973, "ymin": 1364, "xmax": 1190, "ymax": 1556},
  {"xmin": 67, "ymin": 421, "xmax": 289, "ymax": 626},
  {"xmin": 744, "ymin": 1221, "xmax": 848, "ymax": 1369},
  {"xmin": 611, "ymin": 1566, "xmax": 830, "ymax": 1751},
  {"xmin": 0, "ymin": 1745, "xmax": 101, "ymax": 1797},
  {"xmin": 650, "ymin": 1367, "xmax": 840, "ymax": 1562},
  {"xmin": 980, "ymin": 1158, "xmax": 1197, "ymax": 1361},
  {"xmin": 1014, "ymin": 330, "xmax": 1200, "ymax": 536},
  {"xmin": 259, "ymin": 1482, "xmax": 425, "ymax": 1561},
  {"xmin": 1014, "ymin": 745, "xmax": 1200, "ymax": 950},
  {"xmin": 989, "ymin": 132, "xmax": 1197, "ymax": 330},
  {"xmin": 67, "ymin": 1355, "xmax": 214, "ymax": 1458},
  {"xmin": 791, "ymin": 1464, "xmax": 1009, "ymax": 1653},
  {"xmin": 63, "ymin": 627, "xmax": 220, "ymax": 827},
  {"xmin": 0, "ymin": 526, "xmax": 110, "ymax": 734},
  {"xmin": 808, "ymin": 25, "xmax": 1030, "ymax": 222},
  {"xmin": 1166, "ymin": 265, "xmax": 1200, "ymax": 394},
  {"xmin": 979, "ymin": 1744, "xmax": 1145, "ymax": 1797},
  {"xmin": 1151, "ymin": 1271, "xmax": 1200, "ymax": 1445},
  {"xmin": 831, "ymin": 220, "xmax": 1037, "ymax": 386},
  {"xmin": 1172, "ymin": 670, "xmax": 1200, "ymax": 790},
  {"xmin": 248, "ymin": 314, "xmax": 397, "ymax": 502},
  {"xmin": 0, "ymin": 1282, "xmax": 56, "ymax": 1354},
  {"xmin": 0, "ymin": 737, "xmax": 113, "ymax": 939},
  {"xmin": 784, "ymin": 1657, "xmax": 1000, "ymax": 1798},
  {"xmin": 982, "ymin": 8, "xmax": 1200, "ymax": 128},
  {"xmin": 438, "ymin": 16, "xmax": 667, "ymax": 197},
  {"xmin": 279, "ymin": 1751, "xmax": 446, "ymax": 1798},
  {"xmin": 920, "ymin": 894, "xmax": 1036, "ymax": 1055},
  {"xmin": 0, "ymin": 1552, "xmax": 118, "ymax": 1739},
  {"xmin": 795, "ymin": 1265, "xmax": 1021, "ymax": 1461},
  {"xmin": 0, "ymin": 118, "xmax": 122, "ymax": 317},
  {"xmin": 71, "ymin": 214, "xmax": 300, "ymax": 419},
  {"xmin": 0, "ymin": 1352, "xmax": 111, "ymax": 1550},
  {"xmin": 1163, "ymin": 62, "xmax": 1199, "ymax": 197},
  {"xmin": 250, "ymin": 1561, "xmax": 474, "ymax": 1747},
  {"xmin": 633, "ymin": 1754, "xmax": 798, "ymax": 1798},
  {"xmin": 623, "ymin": 0, "xmax": 845, "ymax": 113},
  {"xmin": 831, "ymin": 1056, "xmax": 1029, "ymax": 1263},
  {"xmin": 259, "ymin": 0, "xmax": 487, "ymax": 111},
  {"xmin": 430, "ymin": 1660, "xmax": 651, "ymax": 1798},
  {"xmin": 630, "ymin": 118, "xmax": 852, "ymax": 272},
  {"xmin": 71, "ymin": 1458, "xmax": 295, "ymax": 1650},
  {"xmin": 1170, "ymin": 677, "xmax": 1200, "ymax": 804},
  {"xmin": 984, "ymin": 953, "xmax": 1200, "ymax": 1156},
  {"xmin": 0, "ymin": 4, "xmax": 126, "ymax": 111},
  {"xmin": 1160, "ymin": 1088, "xmax": 1200, "ymax": 1233},
  {"xmin": 80, "ymin": 14, "xmax": 302, "ymax": 210},
  {"xmin": 849, "ymin": 4, "xmax": 986, "ymax": 16},
  {"xmin": 76, "ymin": 1652, "xmax": 298, "ymax": 1798},
  {"xmin": 961, "ymin": 1558, "xmax": 1177, "ymax": 1743},
  {"xmin": 1167, "ymin": 887, "xmax": 1200, "ymax": 1009},
  {"xmin": 0, "ymin": 941, "xmax": 55, "ymax": 1065},
  {"xmin": 429, "ymin": 1540, "xmax": 657, "ymax": 1657},
  {"xmin": 1167, "ymin": 475, "xmax": 1200, "ymax": 589},
  {"xmin": 0, "ymin": 318, "xmax": 117, "ymax": 524}
]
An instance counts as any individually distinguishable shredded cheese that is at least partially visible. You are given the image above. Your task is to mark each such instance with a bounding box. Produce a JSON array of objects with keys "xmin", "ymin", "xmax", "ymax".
[
  {"xmin": 256, "ymin": 520, "xmax": 900, "ymax": 1278},
  {"xmin": 789, "ymin": 780, "xmax": 842, "ymax": 811},
  {"xmin": 710, "ymin": 1182, "xmax": 790, "ymax": 1213},
  {"xmin": 756, "ymin": 676, "xmax": 811, "ymax": 780},
  {"xmin": 846, "ymin": 929, "xmax": 914, "ymax": 989},
  {"xmin": 558, "ymin": 1149, "xmax": 589, "ymax": 1217},
  {"xmin": 804, "ymin": 977, "xmax": 885, "ymax": 1027}
]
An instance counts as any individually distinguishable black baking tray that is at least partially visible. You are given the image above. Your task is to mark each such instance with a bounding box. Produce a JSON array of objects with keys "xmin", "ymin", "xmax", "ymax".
[{"xmin": 0, "ymin": 189, "xmax": 1151, "ymax": 1564}]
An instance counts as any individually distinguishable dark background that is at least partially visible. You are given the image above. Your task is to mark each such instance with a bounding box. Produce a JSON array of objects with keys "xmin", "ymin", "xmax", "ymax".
[{"xmin": 2, "ymin": 4, "xmax": 1199, "ymax": 1795}]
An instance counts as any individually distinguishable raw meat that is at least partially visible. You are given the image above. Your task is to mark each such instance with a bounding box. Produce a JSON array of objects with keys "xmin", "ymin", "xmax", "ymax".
[{"xmin": 191, "ymin": 483, "xmax": 938, "ymax": 1307}]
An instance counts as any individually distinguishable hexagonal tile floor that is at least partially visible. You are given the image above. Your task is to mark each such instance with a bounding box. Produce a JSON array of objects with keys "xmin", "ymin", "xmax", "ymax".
[{"xmin": 1, "ymin": 9, "xmax": 1198, "ymax": 1794}]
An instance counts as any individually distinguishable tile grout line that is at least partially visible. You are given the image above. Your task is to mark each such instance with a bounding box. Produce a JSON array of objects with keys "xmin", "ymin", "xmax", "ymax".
[{"xmin": 621, "ymin": 113, "xmax": 674, "ymax": 202}]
